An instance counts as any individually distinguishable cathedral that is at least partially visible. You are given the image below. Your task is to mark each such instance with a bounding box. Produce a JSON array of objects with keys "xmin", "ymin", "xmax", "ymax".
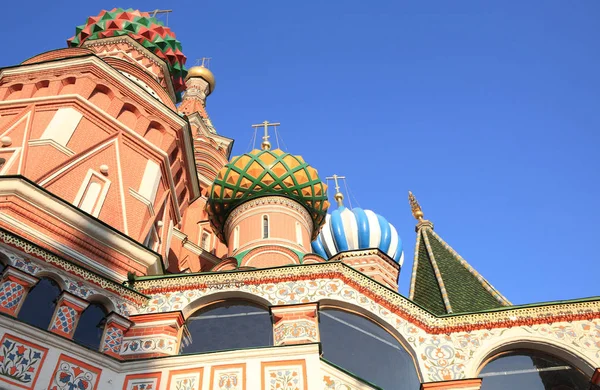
[{"xmin": 0, "ymin": 8, "xmax": 598, "ymax": 390}]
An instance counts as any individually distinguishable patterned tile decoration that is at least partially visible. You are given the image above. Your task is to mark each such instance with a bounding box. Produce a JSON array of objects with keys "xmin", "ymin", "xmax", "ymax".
[
  {"xmin": 0, "ymin": 280, "xmax": 25, "ymax": 313},
  {"xmin": 50, "ymin": 305, "xmax": 78, "ymax": 335},
  {"xmin": 273, "ymin": 320, "xmax": 318, "ymax": 345},
  {"xmin": 210, "ymin": 364, "xmax": 245, "ymax": 390},
  {"xmin": 166, "ymin": 368, "xmax": 203, "ymax": 390},
  {"xmin": 323, "ymin": 376, "xmax": 357, "ymax": 390},
  {"xmin": 48, "ymin": 354, "xmax": 102, "ymax": 390},
  {"xmin": 102, "ymin": 325, "xmax": 124, "ymax": 354},
  {"xmin": 0, "ymin": 334, "xmax": 48, "ymax": 389},
  {"xmin": 120, "ymin": 336, "xmax": 178, "ymax": 356},
  {"xmin": 262, "ymin": 360, "xmax": 307, "ymax": 390},
  {"xmin": 122, "ymin": 372, "xmax": 161, "ymax": 390},
  {"xmin": 0, "ymin": 231, "xmax": 146, "ymax": 312}
]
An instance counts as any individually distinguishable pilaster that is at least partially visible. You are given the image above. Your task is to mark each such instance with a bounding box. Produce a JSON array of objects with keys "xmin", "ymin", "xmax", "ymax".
[
  {"xmin": 48, "ymin": 291, "xmax": 89, "ymax": 338},
  {"xmin": 100, "ymin": 312, "xmax": 133, "ymax": 358},
  {"xmin": 421, "ymin": 378, "xmax": 482, "ymax": 390},
  {"xmin": 0, "ymin": 266, "xmax": 38, "ymax": 316},
  {"xmin": 121, "ymin": 311, "xmax": 185, "ymax": 359},
  {"xmin": 271, "ymin": 303, "xmax": 319, "ymax": 346}
]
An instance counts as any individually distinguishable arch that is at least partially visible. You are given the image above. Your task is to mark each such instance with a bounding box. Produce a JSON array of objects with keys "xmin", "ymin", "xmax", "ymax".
[
  {"xmin": 72, "ymin": 301, "xmax": 108, "ymax": 351},
  {"xmin": 319, "ymin": 304, "xmax": 421, "ymax": 390},
  {"xmin": 88, "ymin": 84, "xmax": 113, "ymax": 111},
  {"xmin": 469, "ymin": 335, "xmax": 596, "ymax": 378},
  {"xmin": 144, "ymin": 120, "xmax": 165, "ymax": 145},
  {"xmin": 17, "ymin": 276, "xmax": 62, "ymax": 330},
  {"xmin": 181, "ymin": 298, "xmax": 273, "ymax": 355},
  {"xmin": 116, "ymin": 102, "xmax": 140, "ymax": 129},
  {"xmin": 5, "ymin": 83, "xmax": 23, "ymax": 100},
  {"xmin": 182, "ymin": 290, "xmax": 272, "ymax": 319},
  {"xmin": 32, "ymin": 80, "xmax": 50, "ymax": 98},
  {"xmin": 59, "ymin": 77, "xmax": 77, "ymax": 95}
]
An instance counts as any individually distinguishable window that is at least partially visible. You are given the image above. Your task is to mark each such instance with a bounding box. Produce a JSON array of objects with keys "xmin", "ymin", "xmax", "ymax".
[
  {"xmin": 295, "ymin": 222, "xmax": 302, "ymax": 245},
  {"xmin": 18, "ymin": 277, "xmax": 61, "ymax": 330},
  {"xmin": 319, "ymin": 308, "xmax": 420, "ymax": 390},
  {"xmin": 181, "ymin": 300, "xmax": 272, "ymax": 354},
  {"xmin": 200, "ymin": 231, "xmax": 210, "ymax": 251},
  {"xmin": 479, "ymin": 350, "xmax": 590, "ymax": 390},
  {"xmin": 233, "ymin": 226, "xmax": 240, "ymax": 251},
  {"xmin": 72, "ymin": 302, "xmax": 107, "ymax": 351},
  {"xmin": 262, "ymin": 215, "xmax": 269, "ymax": 239}
]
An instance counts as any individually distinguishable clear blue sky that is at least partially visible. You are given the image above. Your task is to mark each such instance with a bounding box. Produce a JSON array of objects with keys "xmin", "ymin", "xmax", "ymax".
[{"xmin": 2, "ymin": 1, "xmax": 599, "ymax": 305}]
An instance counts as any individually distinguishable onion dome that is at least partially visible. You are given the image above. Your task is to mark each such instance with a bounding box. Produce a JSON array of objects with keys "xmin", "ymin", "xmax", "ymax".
[
  {"xmin": 206, "ymin": 148, "xmax": 329, "ymax": 243},
  {"xmin": 186, "ymin": 66, "xmax": 216, "ymax": 95},
  {"xmin": 312, "ymin": 206, "xmax": 404, "ymax": 264},
  {"xmin": 67, "ymin": 8, "xmax": 187, "ymax": 93}
]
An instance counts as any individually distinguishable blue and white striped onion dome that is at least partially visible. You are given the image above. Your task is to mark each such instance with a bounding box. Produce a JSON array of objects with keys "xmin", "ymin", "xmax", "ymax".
[{"xmin": 311, "ymin": 206, "xmax": 404, "ymax": 264}]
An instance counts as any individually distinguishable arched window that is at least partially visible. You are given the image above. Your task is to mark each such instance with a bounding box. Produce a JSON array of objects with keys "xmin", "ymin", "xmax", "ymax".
[
  {"xmin": 18, "ymin": 277, "xmax": 61, "ymax": 330},
  {"xmin": 319, "ymin": 308, "xmax": 420, "ymax": 390},
  {"xmin": 233, "ymin": 226, "xmax": 240, "ymax": 251},
  {"xmin": 73, "ymin": 302, "xmax": 107, "ymax": 350},
  {"xmin": 181, "ymin": 300, "xmax": 272, "ymax": 354},
  {"xmin": 295, "ymin": 222, "xmax": 302, "ymax": 245},
  {"xmin": 262, "ymin": 215, "xmax": 269, "ymax": 239},
  {"xmin": 479, "ymin": 350, "xmax": 590, "ymax": 389}
]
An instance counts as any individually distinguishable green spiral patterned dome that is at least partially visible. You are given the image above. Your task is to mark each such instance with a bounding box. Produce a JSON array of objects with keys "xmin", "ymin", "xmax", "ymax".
[{"xmin": 206, "ymin": 148, "xmax": 330, "ymax": 243}]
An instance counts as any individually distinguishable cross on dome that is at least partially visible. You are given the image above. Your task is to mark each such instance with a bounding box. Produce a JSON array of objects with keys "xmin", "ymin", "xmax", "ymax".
[{"xmin": 251, "ymin": 120, "xmax": 280, "ymax": 150}]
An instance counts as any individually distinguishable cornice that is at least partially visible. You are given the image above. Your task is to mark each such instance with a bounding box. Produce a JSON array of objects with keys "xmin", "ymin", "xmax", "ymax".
[{"xmin": 132, "ymin": 261, "xmax": 600, "ymax": 334}]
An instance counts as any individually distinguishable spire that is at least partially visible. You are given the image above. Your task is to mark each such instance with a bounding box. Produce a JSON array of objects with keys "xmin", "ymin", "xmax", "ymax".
[
  {"xmin": 327, "ymin": 174, "xmax": 346, "ymax": 207},
  {"xmin": 408, "ymin": 191, "xmax": 433, "ymax": 231},
  {"xmin": 407, "ymin": 191, "xmax": 510, "ymax": 315}
]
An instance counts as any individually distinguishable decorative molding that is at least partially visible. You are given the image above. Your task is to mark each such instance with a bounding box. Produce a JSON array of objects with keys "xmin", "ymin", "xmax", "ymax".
[
  {"xmin": 27, "ymin": 139, "xmax": 75, "ymax": 157},
  {"xmin": 0, "ymin": 228, "xmax": 147, "ymax": 307}
]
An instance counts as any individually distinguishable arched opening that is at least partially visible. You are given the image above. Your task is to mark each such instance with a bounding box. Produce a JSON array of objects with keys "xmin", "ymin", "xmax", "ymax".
[
  {"xmin": 262, "ymin": 215, "xmax": 269, "ymax": 239},
  {"xmin": 181, "ymin": 300, "xmax": 273, "ymax": 354},
  {"xmin": 17, "ymin": 277, "xmax": 61, "ymax": 330},
  {"xmin": 72, "ymin": 302, "xmax": 108, "ymax": 351},
  {"xmin": 319, "ymin": 307, "xmax": 420, "ymax": 390},
  {"xmin": 479, "ymin": 349, "xmax": 591, "ymax": 389}
]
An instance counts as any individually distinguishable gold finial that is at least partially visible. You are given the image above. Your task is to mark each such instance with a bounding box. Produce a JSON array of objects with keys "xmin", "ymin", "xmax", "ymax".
[
  {"xmin": 251, "ymin": 120, "xmax": 280, "ymax": 150},
  {"xmin": 327, "ymin": 174, "xmax": 346, "ymax": 207},
  {"xmin": 408, "ymin": 191, "xmax": 424, "ymax": 220}
]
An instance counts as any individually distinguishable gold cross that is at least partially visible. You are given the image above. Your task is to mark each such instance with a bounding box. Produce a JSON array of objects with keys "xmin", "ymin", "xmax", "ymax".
[
  {"xmin": 251, "ymin": 120, "xmax": 280, "ymax": 150},
  {"xmin": 326, "ymin": 174, "xmax": 346, "ymax": 207},
  {"xmin": 195, "ymin": 57, "xmax": 212, "ymax": 68}
]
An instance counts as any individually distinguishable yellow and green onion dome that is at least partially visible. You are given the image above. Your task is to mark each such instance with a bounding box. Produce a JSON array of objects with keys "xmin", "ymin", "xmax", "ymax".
[{"xmin": 206, "ymin": 148, "xmax": 330, "ymax": 243}]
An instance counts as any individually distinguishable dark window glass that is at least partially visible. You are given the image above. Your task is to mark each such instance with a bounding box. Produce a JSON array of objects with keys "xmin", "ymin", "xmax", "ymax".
[
  {"xmin": 181, "ymin": 301, "xmax": 272, "ymax": 354},
  {"xmin": 17, "ymin": 277, "xmax": 61, "ymax": 329},
  {"xmin": 73, "ymin": 303, "xmax": 107, "ymax": 350},
  {"xmin": 320, "ymin": 308, "xmax": 420, "ymax": 390},
  {"xmin": 263, "ymin": 216, "xmax": 269, "ymax": 239},
  {"xmin": 480, "ymin": 350, "xmax": 590, "ymax": 390}
]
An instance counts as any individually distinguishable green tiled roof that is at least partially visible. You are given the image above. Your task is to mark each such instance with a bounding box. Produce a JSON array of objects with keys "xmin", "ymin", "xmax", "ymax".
[{"xmin": 409, "ymin": 222, "xmax": 510, "ymax": 315}]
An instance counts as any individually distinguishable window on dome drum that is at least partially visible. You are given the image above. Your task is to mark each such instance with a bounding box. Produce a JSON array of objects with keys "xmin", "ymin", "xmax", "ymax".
[
  {"xmin": 263, "ymin": 215, "xmax": 269, "ymax": 239},
  {"xmin": 479, "ymin": 350, "xmax": 590, "ymax": 390},
  {"xmin": 319, "ymin": 308, "xmax": 420, "ymax": 390},
  {"xmin": 180, "ymin": 300, "xmax": 273, "ymax": 354},
  {"xmin": 0, "ymin": 157, "xmax": 5, "ymax": 172},
  {"xmin": 72, "ymin": 302, "xmax": 108, "ymax": 351},
  {"xmin": 233, "ymin": 226, "xmax": 240, "ymax": 251},
  {"xmin": 17, "ymin": 277, "xmax": 61, "ymax": 330},
  {"xmin": 201, "ymin": 231, "xmax": 210, "ymax": 251}
]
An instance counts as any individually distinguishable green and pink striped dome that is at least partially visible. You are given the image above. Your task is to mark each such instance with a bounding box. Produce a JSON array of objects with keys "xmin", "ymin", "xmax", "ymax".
[{"xmin": 67, "ymin": 8, "xmax": 187, "ymax": 93}]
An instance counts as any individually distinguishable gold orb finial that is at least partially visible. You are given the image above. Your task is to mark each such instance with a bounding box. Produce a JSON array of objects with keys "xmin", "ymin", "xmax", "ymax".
[
  {"xmin": 185, "ymin": 65, "xmax": 216, "ymax": 95},
  {"xmin": 408, "ymin": 191, "xmax": 424, "ymax": 220},
  {"xmin": 334, "ymin": 192, "xmax": 344, "ymax": 207},
  {"xmin": 261, "ymin": 139, "xmax": 271, "ymax": 150}
]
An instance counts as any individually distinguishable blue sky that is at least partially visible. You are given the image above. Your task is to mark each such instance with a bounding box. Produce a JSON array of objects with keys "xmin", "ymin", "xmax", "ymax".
[{"xmin": 2, "ymin": 2, "xmax": 599, "ymax": 304}]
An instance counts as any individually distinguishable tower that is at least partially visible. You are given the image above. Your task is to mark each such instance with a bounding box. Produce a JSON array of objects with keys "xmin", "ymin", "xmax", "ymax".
[{"xmin": 206, "ymin": 124, "xmax": 330, "ymax": 269}]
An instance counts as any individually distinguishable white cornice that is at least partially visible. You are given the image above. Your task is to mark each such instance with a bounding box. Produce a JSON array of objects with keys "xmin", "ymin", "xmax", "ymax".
[{"xmin": 0, "ymin": 177, "xmax": 161, "ymax": 278}]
